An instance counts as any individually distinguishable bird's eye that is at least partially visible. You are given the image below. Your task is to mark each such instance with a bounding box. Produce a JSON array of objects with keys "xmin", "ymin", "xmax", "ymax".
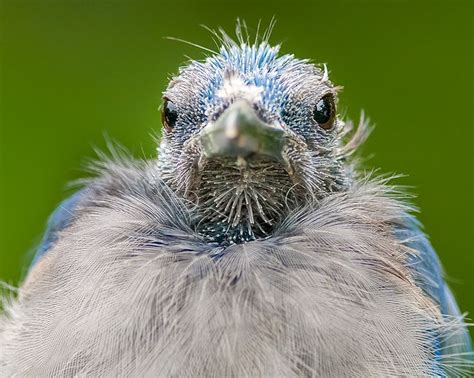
[
  {"xmin": 313, "ymin": 94, "xmax": 336, "ymax": 130},
  {"xmin": 161, "ymin": 99, "xmax": 179, "ymax": 132}
]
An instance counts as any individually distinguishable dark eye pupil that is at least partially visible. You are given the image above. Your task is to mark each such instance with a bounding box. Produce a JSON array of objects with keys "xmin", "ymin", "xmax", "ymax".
[
  {"xmin": 163, "ymin": 100, "xmax": 178, "ymax": 130},
  {"xmin": 313, "ymin": 95, "xmax": 334, "ymax": 129}
]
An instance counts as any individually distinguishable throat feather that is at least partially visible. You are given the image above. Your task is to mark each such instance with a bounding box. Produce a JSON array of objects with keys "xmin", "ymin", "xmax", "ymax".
[{"xmin": 191, "ymin": 160, "xmax": 299, "ymax": 244}]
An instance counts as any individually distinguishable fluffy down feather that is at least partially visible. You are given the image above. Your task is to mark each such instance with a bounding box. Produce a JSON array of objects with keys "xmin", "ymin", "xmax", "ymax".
[{"xmin": 0, "ymin": 158, "xmax": 470, "ymax": 376}]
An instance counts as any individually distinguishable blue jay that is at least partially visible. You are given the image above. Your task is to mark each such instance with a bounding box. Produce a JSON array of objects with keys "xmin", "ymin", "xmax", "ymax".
[{"xmin": 0, "ymin": 28, "xmax": 472, "ymax": 376}]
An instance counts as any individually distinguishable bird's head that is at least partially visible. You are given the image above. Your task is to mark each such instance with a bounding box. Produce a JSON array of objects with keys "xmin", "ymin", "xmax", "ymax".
[{"xmin": 157, "ymin": 33, "xmax": 367, "ymax": 245}]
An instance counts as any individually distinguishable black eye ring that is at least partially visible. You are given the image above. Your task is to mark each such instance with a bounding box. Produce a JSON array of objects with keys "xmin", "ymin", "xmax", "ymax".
[
  {"xmin": 161, "ymin": 98, "xmax": 179, "ymax": 132},
  {"xmin": 313, "ymin": 94, "xmax": 336, "ymax": 130}
]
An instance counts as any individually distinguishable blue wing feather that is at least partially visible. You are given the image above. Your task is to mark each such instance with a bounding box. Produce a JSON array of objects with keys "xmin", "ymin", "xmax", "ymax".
[
  {"xmin": 396, "ymin": 215, "xmax": 472, "ymax": 358},
  {"xmin": 31, "ymin": 190, "xmax": 85, "ymax": 267}
]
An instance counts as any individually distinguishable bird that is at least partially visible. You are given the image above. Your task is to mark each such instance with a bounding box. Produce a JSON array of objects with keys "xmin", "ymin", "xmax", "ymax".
[{"xmin": 0, "ymin": 24, "xmax": 472, "ymax": 376}]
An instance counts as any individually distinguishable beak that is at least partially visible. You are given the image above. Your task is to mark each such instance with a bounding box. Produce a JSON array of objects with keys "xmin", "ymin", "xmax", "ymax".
[{"xmin": 198, "ymin": 100, "xmax": 286, "ymax": 162}]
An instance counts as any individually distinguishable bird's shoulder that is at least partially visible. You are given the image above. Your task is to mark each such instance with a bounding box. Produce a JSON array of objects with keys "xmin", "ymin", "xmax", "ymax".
[
  {"xmin": 30, "ymin": 190, "xmax": 86, "ymax": 268},
  {"xmin": 396, "ymin": 215, "xmax": 472, "ymax": 356}
]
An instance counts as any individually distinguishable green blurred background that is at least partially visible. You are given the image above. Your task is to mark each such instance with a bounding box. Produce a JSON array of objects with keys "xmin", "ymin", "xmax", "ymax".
[{"xmin": 0, "ymin": 0, "xmax": 472, "ymax": 339}]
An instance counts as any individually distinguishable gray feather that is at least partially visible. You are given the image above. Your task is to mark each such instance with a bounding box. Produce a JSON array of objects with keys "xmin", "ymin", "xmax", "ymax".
[{"xmin": 0, "ymin": 158, "xmax": 468, "ymax": 376}]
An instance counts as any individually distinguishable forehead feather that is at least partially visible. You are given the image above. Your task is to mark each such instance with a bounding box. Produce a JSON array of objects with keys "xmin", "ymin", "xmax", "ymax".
[{"xmin": 165, "ymin": 42, "xmax": 330, "ymax": 106}]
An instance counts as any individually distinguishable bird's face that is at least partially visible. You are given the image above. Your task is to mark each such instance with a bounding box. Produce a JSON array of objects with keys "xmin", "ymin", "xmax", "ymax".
[{"xmin": 158, "ymin": 42, "xmax": 353, "ymax": 244}]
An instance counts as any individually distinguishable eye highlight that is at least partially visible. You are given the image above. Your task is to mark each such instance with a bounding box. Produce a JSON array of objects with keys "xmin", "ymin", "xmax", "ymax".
[
  {"xmin": 313, "ymin": 94, "xmax": 336, "ymax": 130},
  {"xmin": 161, "ymin": 98, "xmax": 179, "ymax": 132}
]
